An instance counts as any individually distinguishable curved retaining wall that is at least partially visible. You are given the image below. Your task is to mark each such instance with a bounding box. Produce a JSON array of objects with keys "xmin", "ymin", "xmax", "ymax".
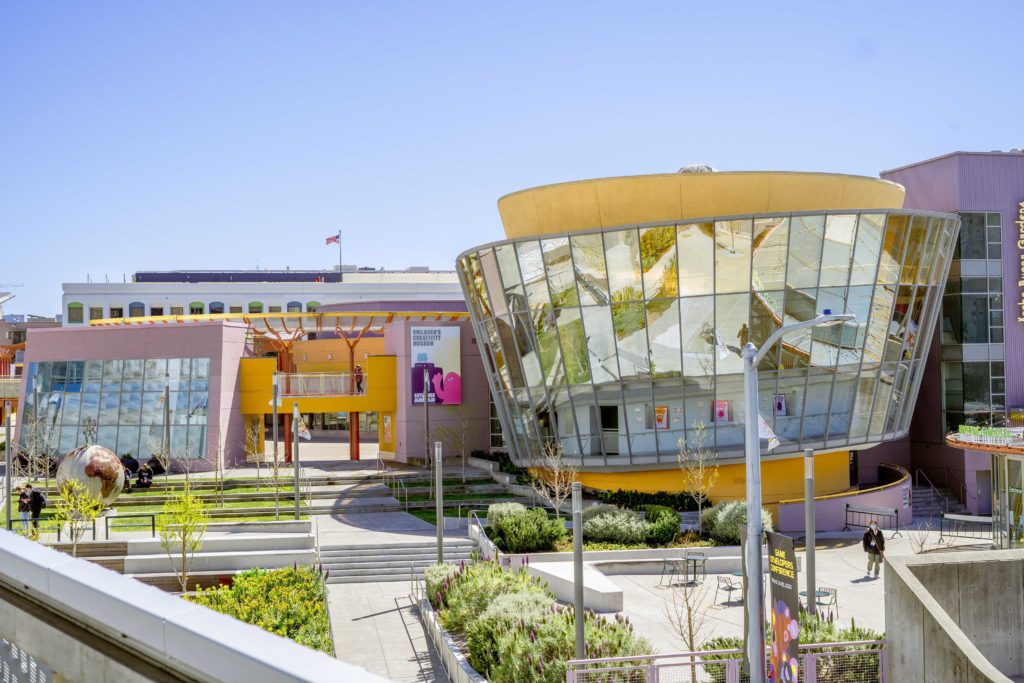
[{"xmin": 776, "ymin": 464, "xmax": 912, "ymax": 532}]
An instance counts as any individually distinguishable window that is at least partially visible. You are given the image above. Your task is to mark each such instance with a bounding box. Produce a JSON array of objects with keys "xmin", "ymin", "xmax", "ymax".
[
  {"xmin": 286, "ymin": 301, "xmax": 303, "ymax": 313},
  {"xmin": 170, "ymin": 306, "xmax": 184, "ymax": 315},
  {"xmin": 189, "ymin": 302, "xmax": 204, "ymax": 315},
  {"xmin": 229, "ymin": 306, "xmax": 243, "ymax": 314},
  {"xmin": 128, "ymin": 302, "xmax": 145, "ymax": 317},
  {"xmin": 150, "ymin": 307, "xmax": 164, "ymax": 316},
  {"xmin": 110, "ymin": 307, "xmax": 124, "ymax": 318},
  {"xmin": 67, "ymin": 303, "xmax": 84, "ymax": 323},
  {"xmin": 268, "ymin": 305, "xmax": 282, "ymax": 313},
  {"xmin": 89, "ymin": 307, "xmax": 103, "ymax": 321},
  {"xmin": 955, "ymin": 212, "xmax": 1002, "ymax": 260},
  {"xmin": 208, "ymin": 302, "xmax": 224, "ymax": 314},
  {"xmin": 248, "ymin": 302, "xmax": 264, "ymax": 314},
  {"xmin": 306, "ymin": 301, "xmax": 321, "ymax": 312}
]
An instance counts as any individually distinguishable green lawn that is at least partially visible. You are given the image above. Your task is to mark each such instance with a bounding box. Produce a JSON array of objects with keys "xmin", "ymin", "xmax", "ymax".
[{"xmin": 405, "ymin": 492, "xmax": 517, "ymax": 503}]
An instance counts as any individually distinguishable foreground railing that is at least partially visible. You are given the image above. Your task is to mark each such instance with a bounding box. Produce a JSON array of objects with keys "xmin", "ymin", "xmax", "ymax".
[
  {"xmin": 277, "ymin": 372, "xmax": 364, "ymax": 397},
  {"xmin": 566, "ymin": 640, "xmax": 886, "ymax": 683}
]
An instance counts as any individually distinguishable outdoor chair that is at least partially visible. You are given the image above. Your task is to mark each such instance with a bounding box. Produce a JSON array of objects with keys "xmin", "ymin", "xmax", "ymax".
[
  {"xmin": 814, "ymin": 586, "xmax": 839, "ymax": 617},
  {"xmin": 684, "ymin": 551, "xmax": 708, "ymax": 584},
  {"xmin": 715, "ymin": 575, "xmax": 742, "ymax": 604},
  {"xmin": 659, "ymin": 557, "xmax": 686, "ymax": 587}
]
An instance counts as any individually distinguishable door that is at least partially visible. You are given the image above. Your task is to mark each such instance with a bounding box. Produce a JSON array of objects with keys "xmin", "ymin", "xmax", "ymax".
[
  {"xmin": 977, "ymin": 470, "xmax": 992, "ymax": 515},
  {"xmin": 1005, "ymin": 457, "xmax": 1024, "ymax": 549},
  {"xmin": 600, "ymin": 405, "xmax": 619, "ymax": 455}
]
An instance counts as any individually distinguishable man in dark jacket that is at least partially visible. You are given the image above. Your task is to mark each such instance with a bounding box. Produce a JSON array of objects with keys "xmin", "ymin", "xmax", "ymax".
[
  {"xmin": 17, "ymin": 486, "xmax": 31, "ymax": 532},
  {"xmin": 862, "ymin": 520, "xmax": 885, "ymax": 578},
  {"xmin": 27, "ymin": 484, "xmax": 46, "ymax": 531}
]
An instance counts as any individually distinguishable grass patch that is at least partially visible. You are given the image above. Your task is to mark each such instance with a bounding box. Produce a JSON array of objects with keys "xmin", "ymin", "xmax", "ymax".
[
  {"xmin": 406, "ymin": 492, "xmax": 517, "ymax": 503},
  {"xmin": 408, "ymin": 509, "xmax": 464, "ymax": 526}
]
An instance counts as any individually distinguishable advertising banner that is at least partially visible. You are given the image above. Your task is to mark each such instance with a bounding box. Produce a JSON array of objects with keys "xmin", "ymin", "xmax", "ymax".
[
  {"xmin": 411, "ymin": 326, "xmax": 462, "ymax": 405},
  {"xmin": 654, "ymin": 406, "xmax": 669, "ymax": 430},
  {"xmin": 766, "ymin": 531, "xmax": 800, "ymax": 683}
]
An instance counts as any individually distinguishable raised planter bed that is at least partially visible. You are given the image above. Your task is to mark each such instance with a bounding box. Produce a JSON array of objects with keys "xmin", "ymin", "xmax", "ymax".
[{"xmin": 415, "ymin": 586, "xmax": 486, "ymax": 683}]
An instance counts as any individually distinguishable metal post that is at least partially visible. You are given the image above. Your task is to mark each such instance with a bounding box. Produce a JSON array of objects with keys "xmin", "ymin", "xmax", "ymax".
[
  {"xmin": 4, "ymin": 400, "xmax": 11, "ymax": 531},
  {"xmin": 572, "ymin": 481, "xmax": 584, "ymax": 660},
  {"xmin": 272, "ymin": 375, "xmax": 279, "ymax": 521},
  {"xmin": 293, "ymin": 403, "xmax": 301, "ymax": 520},
  {"xmin": 435, "ymin": 441, "xmax": 443, "ymax": 563},
  {"xmin": 742, "ymin": 343, "xmax": 765, "ymax": 683},
  {"xmin": 424, "ymin": 369, "xmax": 431, "ymax": 496},
  {"xmin": 804, "ymin": 448, "xmax": 816, "ymax": 612},
  {"xmin": 163, "ymin": 381, "xmax": 171, "ymax": 482}
]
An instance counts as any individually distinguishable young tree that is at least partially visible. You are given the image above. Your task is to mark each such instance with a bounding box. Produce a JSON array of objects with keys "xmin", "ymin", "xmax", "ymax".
[
  {"xmin": 665, "ymin": 577, "xmax": 713, "ymax": 682},
  {"xmin": 529, "ymin": 440, "xmax": 579, "ymax": 519},
  {"xmin": 54, "ymin": 479, "xmax": 102, "ymax": 558},
  {"xmin": 435, "ymin": 405, "xmax": 473, "ymax": 483},
  {"xmin": 677, "ymin": 420, "xmax": 719, "ymax": 521},
  {"xmin": 158, "ymin": 483, "xmax": 209, "ymax": 592},
  {"xmin": 145, "ymin": 432, "xmax": 172, "ymax": 489},
  {"xmin": 242, "ymin": 416, "xmax": 265, "ymax": 490}
]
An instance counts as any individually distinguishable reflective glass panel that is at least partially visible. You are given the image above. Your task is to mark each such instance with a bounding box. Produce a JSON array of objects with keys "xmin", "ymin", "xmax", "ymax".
[
  {"xmin": 678, "ymin": 222, "xmax": 714, "ymax": 296},
  {"xmin": 752, "ymin": 217, "xmax": 790, "ymax": 292},
  {"xmin": 542, "ymin": 237, "xmax": 577, "ymax": 307},
  {"xmin": 605, "ymin": 229, "xmax": 643, "ymax": 301},
  {"xmin": 714, "ymin": 219, "xmax": 752, "ymax": 294},
  {"xmin": 850, "ymin": 214, "xmax": 885, "ymax": 286},
  {"xmin": 570, "ymin": 233, "xmax": 609, "ymax": 306},
  {"xmin": 640, "ymin": 226, "xmax": 678, "ymax": 300},
  {"xmin": 787, "ymin": 215, "xmax": 825, "ymax": 289},
  {"xmin": 820, "ymin": 214, "xmax": 856, "ymax": 287}
]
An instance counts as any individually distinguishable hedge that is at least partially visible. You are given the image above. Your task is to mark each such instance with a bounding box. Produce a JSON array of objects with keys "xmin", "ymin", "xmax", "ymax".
[
  {"xmin": 595, "ymin": 488, "xmax": 698, "ymax": 511},
  {"xmin": 488, "ymin": 506, "xmax": 566, "ymax": 553}
]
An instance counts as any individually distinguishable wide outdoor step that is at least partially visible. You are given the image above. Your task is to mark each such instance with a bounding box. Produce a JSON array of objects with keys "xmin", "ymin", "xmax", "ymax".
[
  {"xmin": 51, "ymin": 541, "xmax": 128, "ymax": 558},
  {"xmin": 319, "ymin": 547, "xmax": 475, "ymax": 561},
  {"xmin": 319, "ymin": 540, "xmax": 476, "ymax": 554},
  {"xmin": 323, "ymin": 556, "xmax": 473, "ymax": 572},
  {"xmin": 125, "ymin": 548, "xmax": 316, "ymax": 574},
  {"xmin": 127, "ymin": 533, "xmax": 315, "ymax": 555}
]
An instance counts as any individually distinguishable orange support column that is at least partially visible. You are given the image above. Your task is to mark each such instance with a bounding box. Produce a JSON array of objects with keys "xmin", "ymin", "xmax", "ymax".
[
  {"xmin": 284, "ymin": 412, "xmax": 293, "ymax": 463},
  {"xmin": 349, "ymin": 412, "xmax": 360, "ymax": 461}
]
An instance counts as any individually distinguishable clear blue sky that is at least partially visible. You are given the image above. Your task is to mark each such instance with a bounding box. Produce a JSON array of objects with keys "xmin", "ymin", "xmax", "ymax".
[{"xmin": 2, "ymin": 1, "xmax": 1021, "ymax": 315}]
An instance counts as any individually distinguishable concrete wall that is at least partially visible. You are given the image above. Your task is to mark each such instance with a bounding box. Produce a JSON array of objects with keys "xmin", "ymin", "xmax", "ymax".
[
  {"xmin": 885, "ymin": 550, "xmax": 1024, "ymax": 682},
  {"xmin": 776, "ymin": 472, "xmax": 912, "ymax": 533}
]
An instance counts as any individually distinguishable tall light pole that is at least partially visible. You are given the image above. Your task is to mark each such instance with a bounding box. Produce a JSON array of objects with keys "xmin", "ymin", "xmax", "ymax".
[
  {"xmin": 293, "ymin": 402, "xmax": 301, "ymax": 521},
  {"xmin": 804, "ymin": 448, "xmax": 816, "ymax": 612},
  {"xmin": 435, "ymin": 441, "xmax": 444, "ymax": 563},
  {"xmin": 743, "ymin": 311, "xmax": 854, "ymax": 683},
  {"xmin": 572, "ymin": 481, "xmax": 584, "ymax": 660},
  {"xmin": 4, "ymin": 400, "xmax": 11, "ymax": 531},
  {"xmin": 272, "ymin": 373, "xmax": 279, "ymax": 521}
]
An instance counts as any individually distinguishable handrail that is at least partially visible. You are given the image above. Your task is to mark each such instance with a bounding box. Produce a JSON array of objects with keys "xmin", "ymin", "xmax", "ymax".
[
  {"xmin": 915, "ymin": 468, "xmax": 948, "ymax": 514},
  {"xmin": 917, "ymin": 465, "xmax": 976, "ymax": 506},
  {"xmin": 778, "ymin": 463, "xmax": 909, "ymax": 505}
]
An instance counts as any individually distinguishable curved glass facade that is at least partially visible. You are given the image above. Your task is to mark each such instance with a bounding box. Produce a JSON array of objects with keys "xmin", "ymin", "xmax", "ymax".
[{"xmin": 458, "ymin": 210, "xmax": 960, "ymax": 468}]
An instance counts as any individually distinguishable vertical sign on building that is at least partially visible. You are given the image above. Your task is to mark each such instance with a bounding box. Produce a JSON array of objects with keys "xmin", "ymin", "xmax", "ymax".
[
  {"xmin": 1016, "ymin": 201, "xmax": 1024, "ymax": 322},
  {"xmin": 411, "ymin": 326, "xmax": 462, "ymax": 405},
  {"xmin": 766, "ymin": 531, "xmax": 800, "ymax": 683}
]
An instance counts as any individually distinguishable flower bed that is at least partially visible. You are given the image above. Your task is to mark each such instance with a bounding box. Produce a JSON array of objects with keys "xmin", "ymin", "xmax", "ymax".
[
  {"xmin": 187, "ymin": 566, "xmax": 333, "ymax": 654},
  {"xmin": 425, "ymin": 560, "xmax": 652, "ymax": 683}
]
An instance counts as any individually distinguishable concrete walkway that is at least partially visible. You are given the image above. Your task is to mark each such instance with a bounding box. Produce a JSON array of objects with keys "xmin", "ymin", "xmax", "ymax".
[{"xmin": 328, "ymin": 581, "xmax": 449, "ymax": 683}]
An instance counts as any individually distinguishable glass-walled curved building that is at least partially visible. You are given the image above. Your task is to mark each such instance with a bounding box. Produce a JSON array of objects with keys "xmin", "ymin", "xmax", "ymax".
[{"xmin": 457, "ymin": 171, "xmax": 959, "ymax": 497}]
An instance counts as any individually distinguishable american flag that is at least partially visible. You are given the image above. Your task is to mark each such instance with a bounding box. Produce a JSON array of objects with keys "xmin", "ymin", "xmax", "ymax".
[{"xmin": 325, "ymin": 234, "xmax": 340, "ymax": 245}]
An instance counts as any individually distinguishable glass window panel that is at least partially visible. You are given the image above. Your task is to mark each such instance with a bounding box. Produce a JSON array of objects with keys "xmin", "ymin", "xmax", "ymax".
[
  {"xmin": 899, "ymin": 215, "xmax": 930, "ymax": 284},
  {"xmin": 188, "ymin": 425, "xmax": 207, "ymax": 458},
  {"xmin": 121, "ymin": 360, "xmax": 144, "ymax": 392},
  {"xmin": 167, "ymin": 359, "xmax": 189, "ymax": 390},
  {"xmin": 580, "ymin": 306, "xmax": 619, "ymax": 383},
  {"xmin": 752, "ymin": 216, "xmax": 789, "ymax": 293},
  {"xmin": 782, "ymin": 288, "xmax": 818, "ymax": 366},
  {"xmin": 141, "ymin": 392, "xmax": 166, "ymax": 426},
  {"xmin": 83, "ymin": 360, "xmax": 103, "ymax": 391},
  {"xmin": 680, "ymin": 296, "xmax": 716, "ymax": 382},
  {"xmin": 512, "ymin": 312, "xmax": 544, "ymax": 387},
  {"xmin": 191, "ymin": 357, "xmax": 210, "ymax": 379},
  {"xmin": 958, "ymin": 213, "xmax": 987, "ymax": 259},
  {"xmin": 97, "ymin": 426, "xmax": 117, "ymax": 452},
  {"xmin": 612, "ymin": 301, "xmax": 650, "ymax": 380},
  {"xmin": 118, "ymin": 392, "xmax": 142, "ymax": 425},
  {"xmin": 99, "ymin": 391, "xmax": 121, "ymax": 425},
  {"xmin": 850, "ymin": 214, "xmax": 885, "ymax": 286},
  {"xmin": 59, "ymin": 426, "xmax": 79, "ymax": 454},
  {"xmin": 848, "ymin": 375, "xmax": 879, "ymax": 441},
  {"xmin": 80, "ymin": 391, "xmax": 100, "ymax": 423},
  {"xmin": 714, "ymin": 219, "xmax": 752, "ymax": 294},
  {"xmin": 869, "ymin": 363, "xmax": 898, "ymax": 437},
  {"xmin": 496, "ymin": 244, "xmax": 524, "ymax": 298},
  {"xmin": 605, "ymin": 229, "xmax": 643, "ymax": 301},
  {"xmin": 478, "ymin": 249, "xmax": 506, "ymax": 318},
  {"xmin": 190, "ymin": 376, "xmax": 210, "ymax": 392},
  {"xmin": 570, "ymin": 233, "xmax": 610, "ymax": 306},
  {"xmin": 640, "ymin": 226, "xmax": 678, "ymax": 300},
  {"xmin": 750, "ymin": 290, "xmax": 783, "ymax": 370},
  {"xmin": 678, "ymin": 222, "xmax": 714, "ymax": 296},
  {"xmin": 647, "ymin": 300, "xmax": 681, "ymax": 379},
  {"xmin": 60, "ymin": 392, "xmax": 83, "ymax": 427},
  {"xmin": 495, "ymin": 315, "xmax": 527, "ymax": 389},
  {"xmin": 787, "ymin": 215, "xmax": 825, "ymax": 289},
  {"xmin": 461, "ymin": 253, "xmax": 488, "ymax": 321},
  {"xmin": 820, "ymin": 214, "xmax": 857, "ymax": 287},
  {"xmin": 116, "ymin": 426, "xmax": 141, "ymax": 457},
  {"xmin": 963, "ymin": 362, "xmax": 992, "ymax": 414},
  {"xmin": 101, "ymin": 360, "xmax": 124, "ymax": 389},
  {"xmin": 961, "ymin": 295, "xmax": 990, "ymax": 343},
  {"xmin": 714, "ymin": 293, "xmax": 749, "ymax": 376},
  {"xmin": 144, "ymin": 359, "xmax": 167, "ymax": 390},
  {"xmin": 542, "ymin": 237, "xmax": 578, "ymax": 307},
  {"xmin": 556, "ymin": 307, "xmax": 591, "ymax": 385},
  {"xmin": 516, "ymin": 240, "xmax": 550, "ymax": 311},
  {"xmin": 879, "ymin": 215, "xmax": 909, "ymax": 283},
  {"xmin": 171, "ymin": 427, "xmax": 190, "ymax": 458},
  {"xmin": 533, "ymin": 306, "xmax": 564, "ymax": 385},
  {"xmin": 187, "ymin": 392, "xmax": 208, "ymax": 425}
]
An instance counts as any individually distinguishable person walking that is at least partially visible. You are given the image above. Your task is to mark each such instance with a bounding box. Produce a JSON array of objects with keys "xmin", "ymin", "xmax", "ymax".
[
  {"xmin": 862, "ymin": 520, "xmax": 885, "ymax": 578},
  {"xmin": 354, "ymin": 365, "xmax": 364, "ymax": 394},
  {"xmin": 27, "ymin": 484, "xmax": 46, "ymax": 532},
  {"xmin": 17, "ymin": 486, "xmax": 31, "ymax": 532}
]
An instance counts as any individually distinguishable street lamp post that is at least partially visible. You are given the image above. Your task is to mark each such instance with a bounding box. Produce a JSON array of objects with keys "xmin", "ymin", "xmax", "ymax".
[
  {"xmin": 435, "ymin": 441, "xmax": 444, "ymax": 563},
  {"xmin": 272, "ymin": 374, "xmax": 279, "ymax": 521},
  {"xmin": 804, "ymin": 448, "xmax": 816, "ymax": 612},
  {"xmin": 572, "ymin": 481, "xmax": 584, "ymax": 660},
  {"xmin": 4, "ymin": 400, "xmax": 11, "ymax": 531},
  {"xmin": 293, "ymin": 403, "xmax": 301, "ymax": 521},
  {"xmin": 743, "ymin": 311, "xmax": 853, "ymax": 683}
]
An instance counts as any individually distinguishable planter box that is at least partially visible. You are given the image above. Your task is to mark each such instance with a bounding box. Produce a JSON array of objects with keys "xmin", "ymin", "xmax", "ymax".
[
  {"xmin": 417, "ymin": 590, "xmax": 487, "ymax": 683},
  {"xmin": 466, "ymin": 456, "xmax": 498, "ymax": 474}
]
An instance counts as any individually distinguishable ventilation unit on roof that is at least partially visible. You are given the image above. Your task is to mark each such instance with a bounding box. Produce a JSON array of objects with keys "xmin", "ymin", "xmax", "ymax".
[{"xmin": 678, "ymin": 163, "xmax": 718, "ymax": 173}]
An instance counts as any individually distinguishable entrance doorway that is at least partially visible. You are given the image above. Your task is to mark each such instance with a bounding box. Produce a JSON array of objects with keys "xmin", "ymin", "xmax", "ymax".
[
  {"xmin": 1004, "ymin": 456, "xmax": 1024, "ymax": 549},
  {"xmin": 600, "ymin": 405, "xmax": 619, "ymax": 455}
]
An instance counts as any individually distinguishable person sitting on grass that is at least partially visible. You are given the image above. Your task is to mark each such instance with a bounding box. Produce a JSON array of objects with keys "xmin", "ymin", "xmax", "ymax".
[{"xmin": 135, "ymin": 464, "xmax": 153, "ymax": 489}]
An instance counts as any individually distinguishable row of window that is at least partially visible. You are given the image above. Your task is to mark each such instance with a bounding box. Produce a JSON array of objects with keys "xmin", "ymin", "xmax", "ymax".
[{"xmin": 66, "ymin": 301, "xmax": 322, "ymax": 323}]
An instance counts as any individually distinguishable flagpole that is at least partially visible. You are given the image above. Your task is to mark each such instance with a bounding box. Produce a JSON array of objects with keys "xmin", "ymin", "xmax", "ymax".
[{"xmin": 338, "ymin": 231, "xmax": 343, "ymax": 283}]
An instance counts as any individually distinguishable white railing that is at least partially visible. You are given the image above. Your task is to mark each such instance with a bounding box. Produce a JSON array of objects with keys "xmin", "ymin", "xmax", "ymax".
[
  {"xmin": 277, "ymin": 372, "xmax": 365, "ymax": 397},
  {"xmin": 565, "ymin": 640, "xmax": 886, "ymax": 683},
  {"xmin": 0, "ymin": 376, "xmax": 19, "ymax": 400}
]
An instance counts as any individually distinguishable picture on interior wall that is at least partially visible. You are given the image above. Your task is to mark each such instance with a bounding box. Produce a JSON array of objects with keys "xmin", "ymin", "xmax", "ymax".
[
  {"xmin": 713, "ymin": 400, "xmax": 731, "ymax": 422},
  {"xmin": 774, "ymin": 394, "xmax": 788, "ymax": 417},
  {"xmin": 654, "ymin": 406, "xmax": 669, "ymax": 430},
  {"xmin": 410, "ymin": 326, "xmax": 462, "ymax": 405}
]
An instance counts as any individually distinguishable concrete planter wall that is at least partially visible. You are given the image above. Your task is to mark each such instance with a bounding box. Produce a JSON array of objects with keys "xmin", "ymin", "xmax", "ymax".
[{"xmin": 417, "ymin": 591, "xmax": 487, "ymax": 683}]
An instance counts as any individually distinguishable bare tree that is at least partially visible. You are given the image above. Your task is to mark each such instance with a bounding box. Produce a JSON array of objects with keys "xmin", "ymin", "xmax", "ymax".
[
  {"xmin": 17, "ymin": 410, "xmax": 57, "ymax": 486},
  {"xmin": 529, "ymin": 440, "xmax": 578, "ymax": 518},
  {"xmin": 677, "ymin": 420, "xmax": 719, "ymax": 521},
  {"xmin": 145, "ymin": 432, "xmax": 172, "ymax": 489},
  {"xmin": 909, "ymin": 520, "xmax": 933, "ymax": 554},
  {"xmin": 242, "ymin": 417, "xmax": 265, "ymax": 490},
  {"xmin": 435, "ymin": 405, "xmax": 473, "ymax": 483},
  {"xmin": 665, "ymin": 577, "xmax": 713, "ymax": 682}
]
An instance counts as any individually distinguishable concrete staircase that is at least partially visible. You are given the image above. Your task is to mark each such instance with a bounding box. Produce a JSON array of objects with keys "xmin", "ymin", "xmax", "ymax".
[
  {"xmin": 912, "ymin": 484, "xmax": 969, "ymax": 519},
  {"xmin": 320, "ymin": 538, "xmax": 477, "ymax": 584}
]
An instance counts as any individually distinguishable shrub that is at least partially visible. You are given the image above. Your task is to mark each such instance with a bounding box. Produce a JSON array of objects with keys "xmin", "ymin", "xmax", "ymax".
[
  {"xmin": 425, "ymin": 563, "xmax": 460, "ymax": 606},
  {"xmin": 641, "ymin": 504, "xmax": 680, "ymax": 545},
  {"xmin": 489, "ymin": 606, "xmax": 653, "ymax": 683},
  {"xmin": 582, "ymin": 507, "xmax": 648, "ymax": 545},
  {"xmin": 595, "ymin": 488, "xmax": 698, "ymax": 511},
  {"xmin": 437, "ymin": 561, "xmax": 547, "ymax": 633},
  {"xmin": 581, "ymin": 503, "xmax": 619, "ymax": 522},
  {"xmin": 486, "ymin": 502, "xmax": 526, "ymax": 527},
  {"xmin": 465, "ymin": 591, "xmax": 556, "ymax": 674},
  {"xmin": 188, "ymin": 566, "xmax": 332, "ymax": 654},
  {"xmin": 490, "ymin": 507, "xmax": 566, "ymax": 554},
  {"xmin": 700, "ymin": 500, "xmax": 773, "ymax": 545}
]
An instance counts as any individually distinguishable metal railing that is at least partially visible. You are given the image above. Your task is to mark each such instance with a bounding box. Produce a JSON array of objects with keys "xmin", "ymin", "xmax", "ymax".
[
  {"xmin": 276, "ymin": 372, "xmax": 365, "ymax": 397},
  {"xmin": 104, "ymin": 513, "xmax": 156, "ymax": 539},
  {"xmin": 0, "ymin": 376, "xmax": 19, "ymax": 399},
  {"xmin": 914, "ymin": 468, "xmax": 948, "ymax": 515},
  {"xmin": 938, "ymin": 513, "xmax": 994, "ymax": 543},
  {"xmin": 916, "ymin": 465, "xmax": 977, "ymax": 508},
  {"xmin": 566, "ymin": 640, "xmax": 886, "ymax": 683}
]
